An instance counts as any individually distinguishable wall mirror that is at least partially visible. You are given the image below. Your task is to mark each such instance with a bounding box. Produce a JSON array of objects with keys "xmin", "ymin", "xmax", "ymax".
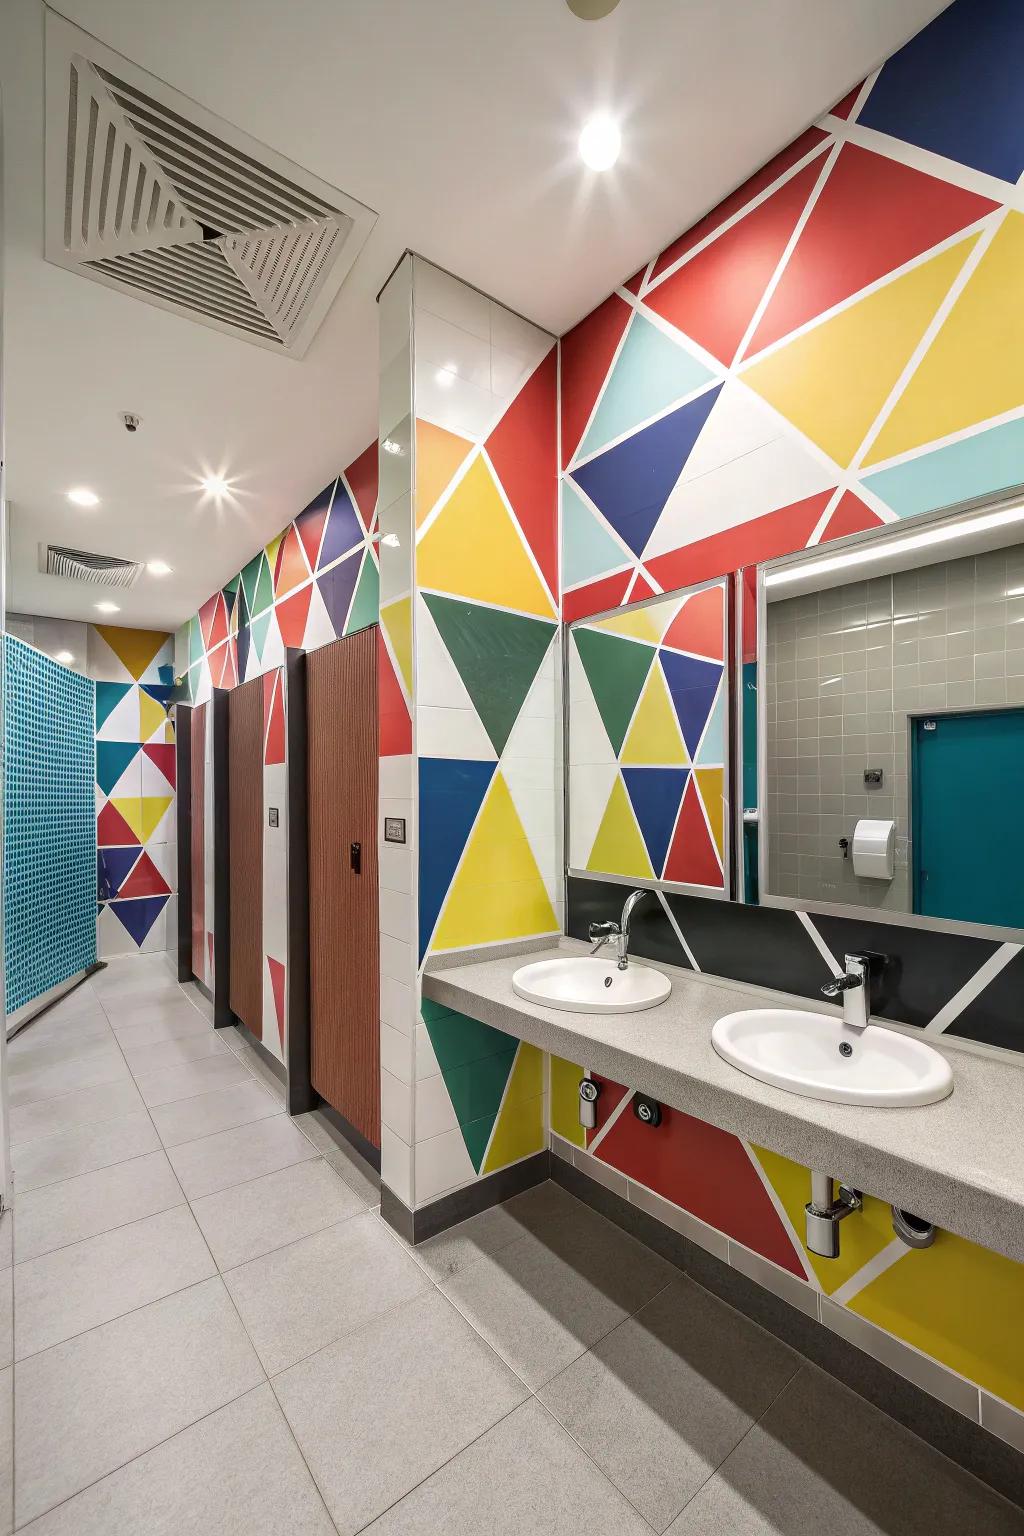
[
  {"xmin": 755, "ymin": 492, "xmax": 1024, "ymax": 936},
  {"xmin": 566, "ymin": 576, "xmax": 730, "ymax": 897}
]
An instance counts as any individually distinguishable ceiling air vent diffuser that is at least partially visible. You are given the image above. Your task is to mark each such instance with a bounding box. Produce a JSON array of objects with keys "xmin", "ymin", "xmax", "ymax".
[
  {"xmin": 44, "ymin": 13, "xmax": 376, "ymax": 355},
  {"xmin": 42, "ymin": 544, "xmax": 144, "ymax": 589}
]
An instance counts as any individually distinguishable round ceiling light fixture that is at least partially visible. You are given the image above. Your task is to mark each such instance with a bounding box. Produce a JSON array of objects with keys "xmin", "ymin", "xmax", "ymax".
[
  {"xmin": 95, "ymin": 600, "xmax": 120, "ymax": 614},
  {"xmin": 566, "ymin": 0, "xmax": 622, "ymax": 17},
  {"xmin": 147, "ymin": 559, "xmax": 172, "ymax": 576},
  {"xmin": 67, "ymin": 487, "xmax": 99, "ymax": 507},
  {"xmin": 201, "ymin": 473, "xmax": 230, "ymax": 498},
  {"xmin": 579, "ymin": 115, "xmax": 622, "ymax": 171},
  {"xmin": 54, "ymin": 650, "xmax": 75, "ymax": 665}
]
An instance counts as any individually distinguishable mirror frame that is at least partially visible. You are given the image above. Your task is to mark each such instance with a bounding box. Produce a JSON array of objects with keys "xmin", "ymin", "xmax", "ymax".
[
  {"xmin": 563, "ymin": 573, "xmax": 733, "ymax": 902},
  {"xmin": 753, "ymin": 484, "xmax": 1024, "ymax": 945}
]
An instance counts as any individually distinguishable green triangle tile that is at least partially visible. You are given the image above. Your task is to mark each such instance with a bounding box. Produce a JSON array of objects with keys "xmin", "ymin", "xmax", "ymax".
[
  {"xmin": 252, "ymin": 552, "xmax": 274, "ymax": 617},
  {"xmin": 249, "ymin": 609, "xmax": 272, "ymax": 663},
  {"xmin": 239, "ymin": 552, "xmax": 263, "ymax": 617},
  {"xmin": 461, "ymin": 1113, "xmax": 497, "ymax": 1174},
  {"xmin": 188, "ymin": 614, "xmax": 204, "ymax": 667},
  {"xmin": 423, "ymin": 594, "xmax": 556, "ymax": 756},
  {"xmin": 423, "ymin": 1007, "xmax": 511, "ymax": 1075},
  {"xmin": 345, "ymin": 551, "xmax": 380, "ymax": 635},
  {"xmin": 573, "ymin": 626, "xmax": 656, "ymax": 754},
  {"xmin": 443, "ymin": 1047, "xmax": 517, "ymax": 1128},
  {"xmin": 95, "ymin": 681, "xmax": 132, "ymax": 731},
  {"xmin": 96, "ymin": 740, "xmax": 141, "ymax": 795}
]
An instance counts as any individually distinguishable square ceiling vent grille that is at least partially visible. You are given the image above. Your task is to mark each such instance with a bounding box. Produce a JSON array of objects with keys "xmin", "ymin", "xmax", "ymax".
[{"xmin": 44, "ymin": 13, "xmax": 376, "ymax": 356}]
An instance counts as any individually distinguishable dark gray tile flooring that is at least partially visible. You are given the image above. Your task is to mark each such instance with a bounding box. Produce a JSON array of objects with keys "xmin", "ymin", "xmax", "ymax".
[{"xmin": 3, "ymin": 953, "xmax": 1022, "ymax": 1534}]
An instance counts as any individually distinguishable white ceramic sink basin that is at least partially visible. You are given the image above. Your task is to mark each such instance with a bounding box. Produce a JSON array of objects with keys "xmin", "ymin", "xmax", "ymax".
[
  {"xmin": 711, "ymin": 1008, "xmax": 953, "ymax": 1107},
  {"xmin": 512, "ymin": 956, "xmax": 671, "ymax": 1014}
]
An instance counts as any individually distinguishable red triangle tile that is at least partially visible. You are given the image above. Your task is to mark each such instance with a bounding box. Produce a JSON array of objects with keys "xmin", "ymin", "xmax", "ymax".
[
  {"xmin": 118, "ymin": 850, "xmax": 171, "ymax": 900},
  {"xmin": 649, "ymin": 127, "xmax": 829, "ymax": 283},
  {"xmin": 585, "ymin": 1073, "xmax": 630, "ymax": 1150},
  {"xmin": 276, "ymin": 584, "xmax": 313, "ymax": 649},
  {"xmin": 142, "ymin": 743, "xmax": 176, "ymax": 789},
  {"xmin": 645, "ymin": 159, "xmax": 822, "ymax": 364},
  {"xmin": 830, "ymin": 81, "xmax": 864, "ymax": 120},
  {"xmin": 664, "ymin": 776, "xmax": 723, "ymax": 887},
  {"xmin": 562, "ymin": 567, "xmax": 633, "ymax": 624},
  {"xmin": 662, "ymin": 586, "xmax": 725, "ymax": 661},
  {"xmin": 560, "ymin": 293, "xmax": 632, "ymax": 469},
  {"xmin": 630, "ymin": 570, "xmax": 656, "ymax": 602},
  {"xmin": 267, "ymin": 956, "xmax": 286, "ymax": 1049},
  {"xmin": 263, "ymin": 670, "xmax": 286, "ymax": 765},
  {"xmin": 378, "ymin": 631, "xmax": 412, "ymax": 757},
  {"xmin": 97, "ymin": 800, "xmax": 140, "ymax": 847},
  {"xmin": 746, "ymin": 145, "xmax": 998, "ymax": 356},
  {"xmin": 345, "ymin": 441, "xmax": 379, "ymax": 531},
  {"xmin": 644, "ymin": 488, "xmax": 835, "ymax": 594},
  {"xmin": 819, "ymin": 491, "xmax": 885, "ymax": 544},
  {"xmin": 486, "ymin": 347, "xmax": 558, "ymax": 598},
  {"xmin": 622, "ymin": 265, "xmax": 646, "ymax": 296}
]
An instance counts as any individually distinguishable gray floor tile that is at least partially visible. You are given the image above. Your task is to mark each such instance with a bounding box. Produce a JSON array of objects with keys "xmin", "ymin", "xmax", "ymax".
[
  {"xmin": 667, "ymin": 1365, "xmax": 1024, "ymax": 1535},
  {"xmin": 13, "ymin": 985, "xmax": 101, "ymax": 1032},
  {"xmin": 0, "ymin": 1368, "xmax": 9, "ymax": 1536},
  {"xmin": 119, "ymin": 1030, "xmax": 229, "ymax": 1075},
  {"xmin": 99, "ymin": 984, "xmax": 188, "ymax": 1018},
  {"xmin": 234, "ymin": 1043, "xmax": 287, "ymax": 1102},
  {"xmin": 151, "ymin": 1080, "xmax": 281, "ymax": 1149},
  {"xmin": 111, "ymin": 1009, "xmax": 213, "ymax": 1050},
  {"xmin": 291, "ymin": 1111, "xmax": 381, "ymax": 1205},
  {"xmin": 275, "ymin": 1288, "xmax": 528, "ymax": 1534},
  {"xmin": 540, "ymin": 1277, "xmax": 799, "ymax": 1532},
  {"xmin": 192, "ymin": 1158, "xmax": 365, "ymax": 1270},
  {"xmin": 224, "ymin": 1212, "xmax": 430, "ymax": 1375},
  {"xmin": 0, "ymin": 1273, "xmax": 10, "ymax": 1372},
  {"xmin": 14, "ymin": 1277, "xmax": 264, "ymax": 1526},
  {"xmin": 7, "ymin": 1046, "xmax": 132, "ymax": 1110},
  {"xmin": 362, "ymin": 1399, "xmax": 651, "ymax": 1536},
  {"xmin": 407, "ymin": 1189, "xmax": 563, "ymax": 1282},
  {"xmin": 15, "ymin": 1204, "xmax": 215, "ymax": 1358},
  {"xmin": 17, "ymin": 1383, "xmax": 333, "ymax": 1536},
  {"xmin": 10, "ymin": 1079, "xmax": 144, "ymax": 1148},
  {"xmin": 0, "ymin": 1214, "xmax": 11, "ymax": 1273},
  {"xmin": 167, "ymin": 1113, "xmax": 319, "ymax": 1200},
  {"xmin": 8, "ymin": 1018, "xmax": 114, "ymax": 1074},
  {"xmin": 133, "ymin": 1051, "xmax": 254, "ymax": 1107},
  {"xmin": 12, "ymin": 1111, "xmax": 160, "ymax": 1194},
  {"xmin": 14, "ymin": 1151, "xmax": 185, "ymax": 1264},
  {"xmin": 442, "ymin": 1203, "xmax": 673, "ymax": 1390}
]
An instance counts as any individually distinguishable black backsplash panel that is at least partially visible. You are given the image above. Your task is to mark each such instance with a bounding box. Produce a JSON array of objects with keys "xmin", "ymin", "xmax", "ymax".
[{"xmin": 566, "ymin": 876, "xmax": 1022, "ymax": 1054}]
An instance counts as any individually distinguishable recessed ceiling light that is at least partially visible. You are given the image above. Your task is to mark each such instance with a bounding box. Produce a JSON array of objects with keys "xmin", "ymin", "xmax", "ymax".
[
  {"xmin": 95, "ymin": 601, "xmax": 120, "ymax": 614},
  {"xmin": 382, "ymin": 438, "xmax": 403, "ymax": 456},
  {"xmin": 54, "ymin": 650, "xmax": 74, "ymax": 664},
  {"xmin": 67, "ymin": 487, "xmax": 99, "ymax": 507},
  {"xmin": 147, "ymin": 559, "xmax": 172, "ymax": 576},
  {"xmin": 201, "ymin": 473, "xmax": 230, "ymax": 497},
  {"xmin": 579, "ymin": 115, "xmax": 621, "ymax": 171},
  {"xmin": 435, "ymin": 366, "xmax": 457, "ymax": 388}
]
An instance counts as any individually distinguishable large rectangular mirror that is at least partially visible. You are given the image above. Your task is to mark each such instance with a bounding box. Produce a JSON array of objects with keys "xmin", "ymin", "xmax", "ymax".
[
  {"xmin": 757, "ymin": 492, "xmax": 1024, "ymax": 935},
  {"xmin": 566, "ymin": 577, "xmax": 730, "ymax": 897}
]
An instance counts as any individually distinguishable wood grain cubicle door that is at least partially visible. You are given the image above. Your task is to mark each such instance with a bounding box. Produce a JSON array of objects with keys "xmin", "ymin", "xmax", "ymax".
[
  {"xmin": 190, "ymin": 703, "xmax": 206, "ymax": 979},
  {"xmin": 228, "ymin": 678, "xmax": 263, "ymax": 1037},
  {"xmin": 307, "ymin": 626, "xmax": 380, "ymax": 1147}
]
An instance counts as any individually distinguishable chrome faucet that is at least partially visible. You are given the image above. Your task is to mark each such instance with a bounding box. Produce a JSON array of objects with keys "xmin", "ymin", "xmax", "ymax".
[
  {"xmin": 820, "ymin": 953, "xmax": 872, "ymax": 1030},
  {"xmin": 588, "ymin": 889, "xmax": 649, "ymax": 971}
]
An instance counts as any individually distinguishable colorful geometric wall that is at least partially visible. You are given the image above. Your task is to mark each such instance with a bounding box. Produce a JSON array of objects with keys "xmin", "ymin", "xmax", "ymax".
[
  {"xmin": 93, "ymin": 626, "xmax": 177, "ymax": 957},
  {"xmin": 3, "ymin": 638, "xmax": 97, "ymax": 1017},
  {"xmin": 568, "ymin": 581, "xmax": 727, "ymax": 892},
  {"xmin": 561, "ymin": 0, "xmax": 1024, "ymax": 627}
]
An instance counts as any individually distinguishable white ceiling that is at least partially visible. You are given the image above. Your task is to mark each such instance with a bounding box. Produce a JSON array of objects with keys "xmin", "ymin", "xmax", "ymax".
[{"xmin": 1, "ymin": 0, "xmax": 948, "ymax": 632}]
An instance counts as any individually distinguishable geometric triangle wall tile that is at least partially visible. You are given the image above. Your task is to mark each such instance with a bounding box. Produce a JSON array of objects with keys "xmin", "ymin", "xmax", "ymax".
[
  {"xmin": 481, "ymin": 1044, "xmax": 546, "ymax": 1174},
  {"xmin": 262, "ymin": 671, "xmax": 286, "ymax": 767},
  {"xmin": 741, "ymin": 235, "xmax": 978, "ymax": 468},
  {"xmin": 578, "ymin": 314, "xmax": 715, "ymax": 461},
  {"xmin": 570, "ymin": 385, "xmax": 722, "ymax": 557},
  {"xmin": 562, "ymin": 480, "xmax": 630, "ymax": 590},
  {"xmin": 345, "ymin": 442, "xmax": 379, "ymax": 533},
  {"xmin": 865, "ymin": 213, "xmax": 1024, "ymax": 466},
  {"xmin": 109, "ymin": 798, "xmax": 144, "ymax": 843},
  {"xmin": 418, "ymin": 757, "xmax": 497, "ymax": 959},
  {"xmin": 239, "ymin": 551, "xmax": 264, "ymax": 619},
  {"xmin": 294, "ymin": 483, "xmax": 333, "ymax": 572},
  {"xmin": 140, "ymin": 751, "xmax": 174, "ymax": 799},
  {"xmin": 862, "ymin": 414, "xmax": 1024, "ymax": 520},
  {"xmin": 252, "ymin": 552, "xmax": 274, "ymax": 618},
  {"xmin": 249, "ymin": 610, "xmax": 271, "ymax": 670},
  {"xmin": 573, "ymin": 627, "xmax": 655, "ymax": 756},
  {"xmin": 345, "ymin": 550, "xmax": 380, "ymax": 636},
  {"xmin": 97, "ymin": 799, "xmax": 141, "ymax": 847},
  {"xmin": 649, "ymin": 127, "xmax": 830, "ymax": 284},
  {"xmin": 560, "ymin": 291, "xmax": 632, "ymax": 469},
  {"xmin": 857, "ymin": 0, "xmax": 1024, "ymax": 184},
  {"xmin": 96, "ymin": 741, "xmax": 141, "ymax": 796},
  {"xmin": 300, "ymin": 579, "xmax": 338, "ymax": 652},
  {"xmin": 644, "ymin": 159, "xmax": 822, "ymax": 365},
  {"xmin": 621, "ymin": 662, "xmax": 688, "ymax": 766},
  {"xmin": 378, "ymin": 630, "xmax": 412, "ymax": 757},
  {"xmin": 380, "ymin": 597, "xmax": 414, "ymax": 698},
  {"xmin": 587, "ymin": 774, "xmax": 654, "ymax": 880},
  {"xmin": 276, "ymin": 584, "xmax": 314, "ymax": 650},
  {"xmin": 273, "ymin": 524, "xmax": 309, "ymax": 599},
  {"xmin": 109, "ymin": 893, "xmax": 169, "ymax": 948},
  {"xmin": 644, "ymin": 487, "xmax": 836, "ymax": 597},
  {"xmin": 431, "ymin": 771, "xmax": 558, "ymax": 952},
  {"xmin": 829, "ymin": 82, "xmax": 864, "ymax": 122},
  {"xmin": 422, "ymin": 594, "xmax": 556, "ymax": 757},
  {"xmin": 318, "ymin": 480, "xmax": 363, "ymax": 570},
  {"xmin": 660, "ymin": 651, "xmax": 723, "ymax": 758},
  {"xmin": 416, "ymin": 419, "xmax": 473, "ymax": 528},
  {"xmin": 93, "ymin": 625, "xmax": 169, "ymax": 682},
  {"xmin": 417, "ymin": 456, "xmax": 555, "ymax": 620},
  {"xmin": 562, "ymin": 568, "xmax": 634, "ymax": 626},
  {"xmin": 267, "ymin": 956, "xmax": 286, "ymax": 1051},
  {"xmin": 97, "ymin": 846, "xmax": 141, "ymax": 901},
  {"xmin": 622, "ymin": 766, "xmax": 688, "ymax": 877},
  {"xmin": 569, "ymin": 762, "xmax": 619, "ymax": 870},
  {"xmin": 694, "ymin": 686, "xmax": 726, "ymax": 768},
  {"xmin": 117, "ymin": 849, "xmax": 172, "ymax": 900},
  {"xmin": 317, "ymin": 551, "xmax": 362, "ymax": 642},
  {"xmin": 664, "ymin": 773, "xmax": 723, "ymax": 888},
  {"xmin": 138, "ymin": 688, "xmax": 168, "ymax": 744},
  {"xmin": 594, "ymin": 605, "xmax": 669, "ymax": 646},
  {"xmin": 694, "ymin": 767, "xmax": 726, "ymax": 859},
  {"xmin": 747, "ymin": 145, "xmax": 997, "ymax": 357},
  {"xmin": 485, "ymin": 348, "xmax": 559, "ymax": 599},
  {"xmin": 95, "ymin": 681, "xmax": 134, "ymax": 735},
  {"xmin": 818, "ymin": 491, "xmax": 885, "ymax": 544},
  {"xmin": 662, "ymin": 586, "xmax": 724, "ymax": 661},
  {"xmin": 119, "ymin": 795, "xmax": 173, "ymax": 844}
]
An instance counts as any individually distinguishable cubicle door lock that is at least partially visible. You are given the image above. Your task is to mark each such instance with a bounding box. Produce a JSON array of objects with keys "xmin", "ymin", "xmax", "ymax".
[
  {"xmin": 633, "ymin": 1094, "xmax": 662, "ymax": 1128},
  {"xmin": 578, "ymin": 1077, "xmax": 600, "ymax": 1130},
  {"xmin": 350, "ymin": 841, "xmax": 361, "ymax": 874}
]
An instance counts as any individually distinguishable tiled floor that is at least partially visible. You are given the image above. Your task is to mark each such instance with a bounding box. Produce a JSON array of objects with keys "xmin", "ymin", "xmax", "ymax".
[{"xmin": 2, "ymin": 954, "xmax": 1022, "ymax": 1534}]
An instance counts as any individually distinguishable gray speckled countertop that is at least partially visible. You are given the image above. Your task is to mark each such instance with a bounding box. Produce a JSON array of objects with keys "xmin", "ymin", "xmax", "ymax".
[{"xmin": 422, "ymin": 939, "xmax": 1024, "ymax": 1264}]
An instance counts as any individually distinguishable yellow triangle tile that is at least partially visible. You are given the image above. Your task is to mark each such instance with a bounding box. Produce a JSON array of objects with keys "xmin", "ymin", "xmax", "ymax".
[
  {"xmin": 110, "ymin": 797, "xmax": 145, "ymax": 841},
  {"xmin": 695, "ymin": 767, "xmax": 725, "ymax": 857},
  {"xmin": 741, "ymin": 236, "xmax": 978, "ymax": 467},
  {"xmin": 380, "ymin": 597, "xmax": 413, "ymax": 696},
  {"xmin": 94, "ymin": 626, "xmax": 168, "ymax": 682},
  {"xmin": 138, "ymin": 690, "xmax": 167, "ymax": 743},
  {"xmin": 417, "ymin": 455, "xmax": 554, "ymax": 619},
  {"xmin": 139, "ymin": 795, "xmax": 173, "ymax": 842},
  {"xmin": 751, "ymin": 1144, "xmax": 895, "ymax": 1293},
  {"xmin": 622, "ymin": 662, "xmax": 688, "ymax": 766},
  {"xmin": 265, "ymin": 532, "xmax": 284, "ymax": 572},
  {"xmin": 482, "ymin": 1045, "xmax": 546, "ymax": 1174},
  {"xmin": 597, "ymin": 608, "xmax": 664, "ymax": 644},
  {"xmin": 587, "ymin": 775, "xmax": 654, "ymax": 880},
  {"xmin": 550, "ymin": 1053, "xmax": 586, "ymax": 1148},
  {"xmin": 415, "ymin": 419, "xmax": 473, "ymax": 528},
  {"xmin": 865, "ymin": 214, "xmax": 1024, "ymax": 465},
  {"xmin": 432, "ymin": 773, "xmax": 558, "ymax": 950}
]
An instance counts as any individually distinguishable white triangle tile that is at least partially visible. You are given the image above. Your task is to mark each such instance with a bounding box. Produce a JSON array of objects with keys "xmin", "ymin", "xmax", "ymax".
[
  {"xmin": 108, "ymin": 755, "xmax": 143, "ymax": 801},
  {"xmin": 568, "ymin": 762, "xmax": 617, "ymax": 868},
  {"xmin": 415, "ymin": 1126, "xmax": 476, "ymax": 1205},
  {"xmin": 96, "ymin": 687, "xmax": 139, "ymax": 742},
  {"xmin": 503, "ymin": 648, "xmax": 560, "ymax": 904},
  {"xmin": 97, "ymin": 904, "xmax": 130, "ymax": 959},
  {"xmin": 140, "ymin": 752, "xmax": 173, "ymax": 798},
  {"xmin": 301, "ymin": 580, "xmax": 337, "ymax": 652},
  {"xmin": 568, "ymin": 640, "xmax": 616, "ymax": 766},
  {"xmin": 259, "ymin": 610, "xmax": 286, "ymax": 672}
]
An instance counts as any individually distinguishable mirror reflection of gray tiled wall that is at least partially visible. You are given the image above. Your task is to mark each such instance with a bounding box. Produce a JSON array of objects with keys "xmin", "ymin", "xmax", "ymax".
[{"xmin": 765, "ymin": 544, "xmax": 1024, "ymax": 910}]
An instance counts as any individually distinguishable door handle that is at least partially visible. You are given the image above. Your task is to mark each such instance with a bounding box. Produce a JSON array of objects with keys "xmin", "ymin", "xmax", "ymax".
[{"xmin": 350, "ymin": 841, "xmax": 361, "ymax": 874}]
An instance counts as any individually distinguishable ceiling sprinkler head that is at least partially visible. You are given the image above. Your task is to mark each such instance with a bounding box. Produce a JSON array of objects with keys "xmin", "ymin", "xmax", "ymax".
[{"xmin": 122, "ymin": 412, "xmax": 141, "ymax": 433}]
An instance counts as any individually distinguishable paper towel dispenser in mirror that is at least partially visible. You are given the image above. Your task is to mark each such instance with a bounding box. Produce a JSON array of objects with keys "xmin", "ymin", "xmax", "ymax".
[{"xmin": 750, "ymin": 490, "xmax": 1024, "ymax": 937}]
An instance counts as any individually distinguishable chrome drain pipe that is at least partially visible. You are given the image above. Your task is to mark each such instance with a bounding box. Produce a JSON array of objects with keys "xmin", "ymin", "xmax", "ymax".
[{"xmin": 805, "ymin": 1174, "xmax": 863, "ymax": 1258}]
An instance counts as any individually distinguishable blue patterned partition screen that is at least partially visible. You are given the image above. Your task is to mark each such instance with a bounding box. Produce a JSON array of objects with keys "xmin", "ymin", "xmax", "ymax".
[{"xmin": 4, "ymin": 638, "xmax": 97, "ymax": 1015}]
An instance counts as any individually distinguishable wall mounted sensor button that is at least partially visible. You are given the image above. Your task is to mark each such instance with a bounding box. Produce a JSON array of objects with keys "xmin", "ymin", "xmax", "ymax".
[{"xmin": 633, "ymin": 1093, "xmax": 662, "ymax": 1127}]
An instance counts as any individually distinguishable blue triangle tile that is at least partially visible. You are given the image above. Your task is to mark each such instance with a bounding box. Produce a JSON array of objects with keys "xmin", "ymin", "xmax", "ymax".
[
  {"xmin": 317, "ymin": 480, "xmax": 363, "ymax": 570},
  {"xmin": 110, "ymin": 894, "xmax": 169, "ymax": 947},
  {"xmin": 317, "ymin": 550, "xmax": 362, "ymax": 637},
  {"xmin": 570, "ymin": 385, "xmax": 721, "ymax": 557},
  {"xmin": 622, "ymin": 768, "xmax": 689, "ymax": 878},
  {"xmin": 418, "ymin": 758, "xmax": 496, "ymax": 961},
  {"xmin": 579, "ymin": 314, "xmax": 715, "ymax": 460},
  {"xmin": 660, "ymin": 652, "xmax": 723, "ymax": 758},
  {"xmin": 98, "ymin": 847, "xmax": 141, "ymax": 901}
]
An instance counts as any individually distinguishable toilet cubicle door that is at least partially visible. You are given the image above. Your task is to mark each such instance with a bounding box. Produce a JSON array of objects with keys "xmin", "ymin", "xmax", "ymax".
[
  {"xmin": 190, "ymin": 703, "xmax": 206, "ymax": 981},
  {"xmin": 228, "ymin": 677, "xmax": 264, "ymax": 1038},
  {"xmin": 306, "ymin": 626, "xmax": 380, "ymax": 1148}
]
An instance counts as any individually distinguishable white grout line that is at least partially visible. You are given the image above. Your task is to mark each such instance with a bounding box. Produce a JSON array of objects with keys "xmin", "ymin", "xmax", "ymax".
[
  {"xmin": 828, "ymin": 1236, "xmax": 907, "ymax": 1308},
  {"xmin": 795, "ymin": 911, "xmax": 843, "ymax": 979},
  {"xmin": 924, "ymin": 943, "xmax": 1021, "ymax": 1035}
]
